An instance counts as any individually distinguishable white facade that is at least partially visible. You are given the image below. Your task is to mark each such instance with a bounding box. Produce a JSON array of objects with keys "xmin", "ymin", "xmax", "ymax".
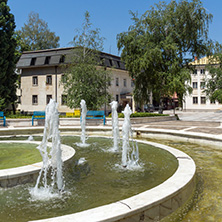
[
  {"xmin": 16, "ymin": 47, "xmax": 134, "ymax": 114},
  {"xmin": 183, "ymin": 57, "xmax": 222, "ymax": 111}
]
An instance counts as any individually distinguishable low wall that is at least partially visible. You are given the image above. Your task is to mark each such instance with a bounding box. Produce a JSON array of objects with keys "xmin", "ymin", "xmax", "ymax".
[{"xmin": 1, "ymin": 115, "xmax": 177, "ymax": 128}]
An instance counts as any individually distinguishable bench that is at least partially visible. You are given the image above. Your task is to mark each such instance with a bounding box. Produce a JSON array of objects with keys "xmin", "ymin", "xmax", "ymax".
[
  {"xmin": 32, "ymin": 111, "xmax": 45, "ymax": 126},
  {"xmin": 66, "ymin": 110, "xmax": 81, "ymax": 117},
  {"xmin": 81, "ymin": 110, "xmax": 106, "ymax": 125},
  {"xmin": 0, "ymin": 112, "xmax": 6, "ymax": 126}
]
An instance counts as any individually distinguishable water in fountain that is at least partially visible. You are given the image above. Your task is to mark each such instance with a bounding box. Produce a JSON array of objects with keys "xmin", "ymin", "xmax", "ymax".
[
  {"xmin": 30, "ymin": 99, "xmax": 64, "ymax": 200},
  {"xmin": 121, "ymin": 104, "xmax": 140, "ymax": 169},
  {"xmin": 76, "ymin": 99, "xmax": 90, "ymax": 147},
  {"xmin": 109, "ymin": 101, "xmax": 120, "ymax": 152}
]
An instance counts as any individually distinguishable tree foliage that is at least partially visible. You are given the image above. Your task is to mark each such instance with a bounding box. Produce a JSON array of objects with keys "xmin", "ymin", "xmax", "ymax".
[
  {"xmin": 117, "ymin": 0, "xmax": 212, "ymax": 110},
  {"xmin": 204, "ymin": 42, "xmax": 222, "ymax": 103},
  {"xmin": 16, "ymin": 12, "xmax": 60, "ymax": 52},
  {"xmin": 0, "ymin": 0, "xmax": 17, "ymax": 110},
  {"xmin": 70, "ymin": 11, "xmax": 105, "ymax": 52},
  {"xmin": 62, "ymin": 11, "xmax": 111, "ymax": 110}
]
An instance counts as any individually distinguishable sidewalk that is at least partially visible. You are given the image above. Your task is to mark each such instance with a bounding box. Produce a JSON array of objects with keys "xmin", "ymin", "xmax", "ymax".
[
  {"xmin": 134, "ymin": 110, "xmax": 222, "ymax": 135},
  {"xmin": 164, "ymin": 109, "xmax": 222, "ymax": 122}
]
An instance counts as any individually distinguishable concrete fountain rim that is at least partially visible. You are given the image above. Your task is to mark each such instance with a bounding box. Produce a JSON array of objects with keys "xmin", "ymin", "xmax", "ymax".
[
  {"xmin": 27, "ymin": 137, "xmax": 196, "ymax": 222},
  {"xmin": 0, "ymin": 140, "xmax": 75, "ymax": 182}
]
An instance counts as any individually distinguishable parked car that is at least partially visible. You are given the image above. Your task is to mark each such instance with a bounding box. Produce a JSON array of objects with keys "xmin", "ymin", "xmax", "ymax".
[{"xmin": 144, "ymin": 104, "xmax": 154, "ymax": 112}]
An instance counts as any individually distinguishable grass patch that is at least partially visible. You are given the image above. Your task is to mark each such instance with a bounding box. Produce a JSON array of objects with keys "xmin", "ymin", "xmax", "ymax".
[{"xmin": 0, "ymin": 143, "xmax": 42, "ymax": 169}]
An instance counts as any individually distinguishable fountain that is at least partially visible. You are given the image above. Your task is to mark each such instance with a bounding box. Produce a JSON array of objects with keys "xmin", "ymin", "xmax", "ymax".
[
  {"xmin": 121, "ymin": 104, "xmax": 140, "ymax": 168},
  {"xmin": 0, "ymin": 135, "xmax": 182, "ymax": 221},
  {"xmin": 76, "ymin": 99, "xmax": 90, "ymax": 147},
  {"xmin": 0, "ymin": 101, "xmax": 197, "ymax": 221},
  {"xmin": 109, "ymin": 101, "xmax": 120, "ymax": 152},
  {"xmin": 30, "ymin": 99, "xmax": 64, "ymax": 200}
]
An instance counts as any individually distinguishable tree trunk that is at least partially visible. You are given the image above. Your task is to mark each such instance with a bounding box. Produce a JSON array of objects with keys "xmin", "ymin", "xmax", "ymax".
[
  {"xmin": 158, "ymin": 98, "xmax": 163, "ymax": 114},
  {"xmin": 12, "ymin": 103, "xmax": 16, "ymax": 114}
]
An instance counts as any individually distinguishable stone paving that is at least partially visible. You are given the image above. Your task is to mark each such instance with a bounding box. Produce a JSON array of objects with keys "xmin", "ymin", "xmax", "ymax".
[{"xmin": 131, "ymin": 110, "xmax": 222, "ymax": 135}]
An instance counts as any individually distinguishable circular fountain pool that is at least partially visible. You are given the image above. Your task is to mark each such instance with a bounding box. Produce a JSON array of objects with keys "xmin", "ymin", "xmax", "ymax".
[{"xmin": 0, "ymin": 136, "xmax": 183, "ymax": 222}]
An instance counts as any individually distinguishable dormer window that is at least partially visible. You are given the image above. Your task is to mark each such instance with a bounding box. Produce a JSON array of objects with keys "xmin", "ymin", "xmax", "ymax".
[
  {"xmin": 30, "ymin": 58, "xmax": 36, "ymax": 66},
  {"xmin": 59, "ymin": 55, "xmax": 65, "ymax": 63},
  {"xmin": 45, "ymin": 56, "xmax": 51, "ymax": 65}
]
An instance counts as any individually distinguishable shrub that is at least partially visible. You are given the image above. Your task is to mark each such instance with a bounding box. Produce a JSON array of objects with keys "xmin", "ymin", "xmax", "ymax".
[{"xmin": 109, "ymin": 112, "xmax": 168, "ymax": 118}]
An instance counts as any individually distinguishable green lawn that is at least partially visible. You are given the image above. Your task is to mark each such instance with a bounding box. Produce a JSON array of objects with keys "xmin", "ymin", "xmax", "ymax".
[{"xmin": 0, "ymin": 143, "xmax": 42, "ymax": 169}]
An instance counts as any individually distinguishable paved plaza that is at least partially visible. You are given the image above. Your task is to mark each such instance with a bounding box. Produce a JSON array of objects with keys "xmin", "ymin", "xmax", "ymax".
[{"xmin": 132, "ymin": 110, "xmax": 222, "ymax": 136}]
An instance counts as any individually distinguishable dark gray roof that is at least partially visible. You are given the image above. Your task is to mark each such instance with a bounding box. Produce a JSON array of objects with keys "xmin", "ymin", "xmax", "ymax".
[{"xmin": 16, "ymin": 47, "xmax": 126, "ymax": 70}]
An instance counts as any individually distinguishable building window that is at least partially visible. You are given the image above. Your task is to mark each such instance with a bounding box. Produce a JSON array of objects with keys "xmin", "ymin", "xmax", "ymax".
[
  {"xmin": 200, "ymin": 82, "xmax": 205, "ymax": 89},
  {"xmin": 46, "ymin": 95, "xmax": 52, "ymax": 104},
  {"xmin": 116, "ymin": 78, "xmax": 119, "ymax": 86},
  {"xmin": 109, "ymin": 59, "xmax": 113, "ymax": 67},
  {"xmin": 131, "ymin": 80, "xmax": 134, "ymax": 87},
  {"xmin": 30, "ymin": 58, "xmax": 36, "ymax": 66},
  {"xmin": 61, "ymin": 74, "xmax": 67, "ymax": 83},
  {"xmin": 193, "ymin": 97, "xmax": 198, "ymax": 104},
  {"xmin": 210, "ymin": 99, "xmax": 216, "ymax": 104},
  {"xmin": 33, "ymin": 76, "xmax": 38, "ymax": 86},
  {"xmin": 200, "ymin": 69, "xmax": 205, "ymax": 75},
  {"xmin": 45, "ymin": 56, "xmax": 51, "ymax": 65},
  {"xmin": 123, "ymin": 79, "xmax": 127, "ymax": 87},
  {"xmin": 193, "ymin": 69, "xmax": 197, "ymax": 75},
  {"xmin": 32, "ymin": 95, "xmax": 38, "ymax": 105},
  {"xmin": 59, "ymin": 55, "xmax": 65, "ymax": 63},
  {"xmin": 116, "ymin": 94, "xmax": 119, "ymax": 102},
  {"xmin": 192, "ymin": 82, "xmax": 197, "ymax": 89},
  {"xmin": 46, "ymin": 75, "xmax": 52, "ymax": 85},
  {"xmin": 61, "ymin": 95, "xmax": 67, "ymax": 105},
  {"xmin": 201, "ymin": 97, "xmax": 206, "ymax": 104}
]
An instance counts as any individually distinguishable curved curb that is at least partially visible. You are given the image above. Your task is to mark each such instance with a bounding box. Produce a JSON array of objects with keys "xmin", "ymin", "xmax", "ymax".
[
  {"xmin": 30, "ymin": 139, "xmax": 196, "ymax": 222},
  {"xmin": 0, "ymin": 141, "xmax": 75, "ymax": 188}
]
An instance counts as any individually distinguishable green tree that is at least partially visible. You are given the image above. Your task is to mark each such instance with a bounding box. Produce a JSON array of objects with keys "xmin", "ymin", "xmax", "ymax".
[
  {"xmin": 0, "ymin": 0, "xmax": 17, "ymax": 111},
  {"xmin": 117, "ymin": 0, "xmax": 212, "ymax": 112},
  {"xmin": 16, "ymin": 12, "xmax": 60, "ymax": 52},
  {"xmin": 204, "ymin": 42, "xmax": 222, "ymax": 103},
  {"xmin": 62, "ymin": 11, "xmax": 111, "ymax": 110},
  {"xmin": 0, "ymin": 97, "xmax": 5, "ymax": 110}
]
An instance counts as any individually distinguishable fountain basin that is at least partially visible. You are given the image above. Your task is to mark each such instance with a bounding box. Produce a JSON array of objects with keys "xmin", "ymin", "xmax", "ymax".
[
  {"xmin": 0, "ymin": 140, "xmax": 75, "ymax": 188},
  {"xmin": 29, "ymin": 139, "xmax": 195, "ymax": 222},
  {"xmin": 0, "ymin": 127, "xmax": 196, "ymax": 221}
]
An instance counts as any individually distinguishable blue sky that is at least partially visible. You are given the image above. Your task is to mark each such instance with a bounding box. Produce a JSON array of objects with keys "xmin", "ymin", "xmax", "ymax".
[{"xmin": 7, "ymin": 0, "xmax": 222, "ymax": 56}]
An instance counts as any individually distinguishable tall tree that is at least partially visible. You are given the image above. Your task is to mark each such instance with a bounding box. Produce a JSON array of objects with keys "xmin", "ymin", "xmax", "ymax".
[
  {"xmin": 117, "ymin": 0, "xmax": 212, "ymax": 112},
  {"xmin": 62, "ymin": 11, "xmax": 111, "ymax": 110},
  {"xmin": 0, "ymin": 0, "xmax": 17, "ymax": 111},
  {"xmin": 204, "ymin": 42, "xmax": 222, "ymax": 103},
  {"xmin": 16, "ymin": 12, "xmax": 60, "ymax": 51}
]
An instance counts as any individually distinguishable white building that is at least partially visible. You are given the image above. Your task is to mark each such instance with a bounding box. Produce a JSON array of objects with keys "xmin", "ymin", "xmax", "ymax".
[
  {"xmin": 16, "ymin": 47, "xmax": 134, "ymax": 114},
  {"xmin": 183, "ymin": 56, "xmax": 222, "ymax": 111}
]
